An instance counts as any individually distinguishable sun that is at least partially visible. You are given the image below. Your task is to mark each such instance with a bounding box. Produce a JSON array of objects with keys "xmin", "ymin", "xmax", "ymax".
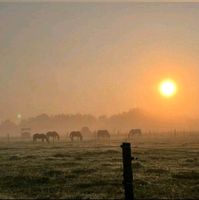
[
  {"xmin": 159, "ymin": 79, "xmax": 177, "ymax": 98},
  {"xmin": 17, "ymin": 114, "xmax": 22, "ymax": 119}
]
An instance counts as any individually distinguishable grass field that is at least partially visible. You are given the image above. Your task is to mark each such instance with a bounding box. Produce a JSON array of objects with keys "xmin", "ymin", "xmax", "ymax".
[{"xmin": 0, "ymin": 136, "xmax": 198, "ymax": 199}]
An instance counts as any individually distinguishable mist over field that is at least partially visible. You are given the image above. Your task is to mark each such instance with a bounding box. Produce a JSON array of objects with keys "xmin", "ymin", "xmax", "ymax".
[
  {"xmin": 0, "ymin": 2, "xmax": 199, "ymax": 200},
  {"xmin": 1, "ymin": 108, "xmax": 199, "ymax": 138},
  {"xmin": 1, "ymin": 2, "xmax": 199, "ymax": 120}
]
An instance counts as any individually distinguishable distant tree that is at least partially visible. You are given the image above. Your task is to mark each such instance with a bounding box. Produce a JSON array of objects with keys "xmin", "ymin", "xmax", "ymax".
[
  {"xmin": 0, "ymin": 120, "xmax": 19, "ymax": 136},
  {"xmin": 19, "ymin": 113, "xmax": 51, "ymax": 132}
]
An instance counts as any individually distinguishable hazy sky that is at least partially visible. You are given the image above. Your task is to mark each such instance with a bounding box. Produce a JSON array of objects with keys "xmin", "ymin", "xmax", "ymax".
[{"xmin": 0, "ymin": 2, "xmax": 199, "ymax": 121}]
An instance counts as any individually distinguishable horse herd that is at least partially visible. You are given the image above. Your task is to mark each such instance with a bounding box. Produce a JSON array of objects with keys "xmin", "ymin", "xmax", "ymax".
[
  {"xmin": 33, "ymin": 131, "xmax": 59, "ymax": 143},
  {"xmin": 32, "ymin": 129, "xmax": 142, "ymax": 143}
]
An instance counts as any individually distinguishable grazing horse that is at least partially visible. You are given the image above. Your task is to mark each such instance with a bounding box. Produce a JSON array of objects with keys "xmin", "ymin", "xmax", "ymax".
[
  {"xmin": 70, "ymin": 131, "xmax": 83, "ymax": 141},
  {"xmin": 97, "ymin": 130, "xmax": 110, "ymax": 140},
  {"xmin": 46, "ymin": 131, "xmax": 59, "ymax": 141},
  {"xmin": 128, "ymin": 129, "xmax": 142, "ymax": 139},
  {"xmin": 33, "ymin": 133, "xmax": 49, "ymax": 143}
]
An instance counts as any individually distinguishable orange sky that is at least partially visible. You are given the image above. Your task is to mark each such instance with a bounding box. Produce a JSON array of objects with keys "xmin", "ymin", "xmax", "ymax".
[{"xmin": 0, "ymin": 3, "xmax": 199, "ymax": 121}]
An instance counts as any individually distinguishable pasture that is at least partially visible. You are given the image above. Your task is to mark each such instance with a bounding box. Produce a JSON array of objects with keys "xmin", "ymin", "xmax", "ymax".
[{"xmin": 0, "ymin": 135, "xmax": 198, "ymax": 199}]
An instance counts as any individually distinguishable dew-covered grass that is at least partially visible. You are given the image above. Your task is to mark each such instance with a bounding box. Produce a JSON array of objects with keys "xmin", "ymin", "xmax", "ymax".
[{"xmin": 0, "ymin": 135, "xmax": 198, "ymax": 199}]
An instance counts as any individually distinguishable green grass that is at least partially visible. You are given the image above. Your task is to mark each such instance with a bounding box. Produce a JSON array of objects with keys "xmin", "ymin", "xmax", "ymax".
[{"xmin": 0, "ymin": 137, "xmax": 198, "ymax": 199}]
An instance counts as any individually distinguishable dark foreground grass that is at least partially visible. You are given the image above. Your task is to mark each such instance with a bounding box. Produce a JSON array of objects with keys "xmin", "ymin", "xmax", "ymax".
[{"xmin": 0, "ymin": 139, "xmax": 198, "ymax": 199}]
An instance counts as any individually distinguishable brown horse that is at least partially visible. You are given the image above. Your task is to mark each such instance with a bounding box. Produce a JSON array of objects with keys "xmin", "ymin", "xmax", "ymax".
[
  {"xmin": 97, "ymin": 130, "xmax": 110, "ymax": 140},
  {"xmin": 33, "ymin": 133, "xmax": 49, "ymax": 143},
  {"xmin": 46, "ymin": 131, "xmax": 59, "ymax": 141},
  {"xmin": 70, "ymin": 131, "xmax": 83, "ymax": 141}
]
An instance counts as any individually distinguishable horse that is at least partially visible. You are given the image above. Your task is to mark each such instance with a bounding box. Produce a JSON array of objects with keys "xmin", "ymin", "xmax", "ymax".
[
  {"xmin": 70, "ymin": 131, "xmax": 83, "ymax": 141},
  {"xmin": 33, "ymin": 133, "xmax": 49, "ymax": 143},
  {"xmin": 128, "ymin": 129, "xmax": 142, "ymax": 139},
  {"xmin": 81, "ymin": 126, "xmax": 92, "ymax": 135},
  {"xmin": 46, "ymin": 131, "xmax": 59, "ymax": 142},
  {"xmin": 97, "ymin": 130, "xmax": 110, "ymax": 140},
  {"xmin": 81, "ymin": 126, "xmax": 92, "ymax": 140}
]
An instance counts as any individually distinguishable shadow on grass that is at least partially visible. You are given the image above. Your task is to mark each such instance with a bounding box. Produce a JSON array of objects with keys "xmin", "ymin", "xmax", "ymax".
[
  {"xmin": 132, "ymin": 162, "xmax": 144, "ymax": 169},
  {"xmin": 0, "ymin": 175, "xmax": 49, "ymax": 187},
  {"xmin": 71, "ymin": 168, "xmax": 97, "ymax": 175},
  {"xmin": 146, "ymin": 168, "xmax": 169, "ymax": 174},
  {"xmin": 172, "ymin": 171, "xmax": 199, "ymax": 180}
]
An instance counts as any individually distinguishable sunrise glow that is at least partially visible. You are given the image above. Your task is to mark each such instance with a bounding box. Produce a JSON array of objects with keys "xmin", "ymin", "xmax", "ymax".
[{"xmin": 159, "ymin": 79, "xmax": 177, "ymax": 98}]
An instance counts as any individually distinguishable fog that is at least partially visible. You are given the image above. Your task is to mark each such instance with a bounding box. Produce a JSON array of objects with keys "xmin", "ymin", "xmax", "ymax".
[
  {"xmin": 0, "ymin": 3, "xmax": 199, "ymax": 121},
  {"xmin": 1, "ymin": 108, "xmax": 199, "ymax": 139}
]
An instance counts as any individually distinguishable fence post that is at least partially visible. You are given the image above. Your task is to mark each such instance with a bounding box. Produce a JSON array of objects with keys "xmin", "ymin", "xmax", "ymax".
[{"xmin": 121, "ymin": 142, "xmax": 134, "ymax": 200}]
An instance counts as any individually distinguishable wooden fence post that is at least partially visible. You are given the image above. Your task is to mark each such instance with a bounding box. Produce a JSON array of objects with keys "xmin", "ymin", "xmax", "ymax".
[{"xmin": 121, "ymin": 142, "xmax": 134, "ymax": 200}]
